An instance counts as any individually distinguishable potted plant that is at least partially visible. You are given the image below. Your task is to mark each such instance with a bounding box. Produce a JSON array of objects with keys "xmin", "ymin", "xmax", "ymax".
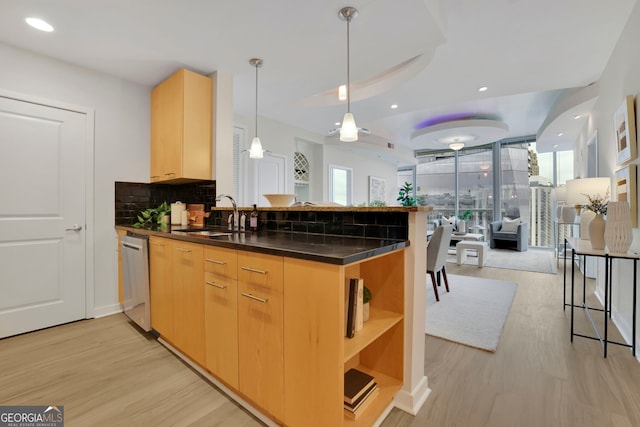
[
  {"xmin": 397, "ymin": 182, "xmax": 417, "ymax": 206},
  {"xmin": 457, "ymin": 209, "xmax": 472, "ymax": 234},
  {"xmin": 363, "ymin": 286, "xmax": 372, "ymax": 322},
  {"xmin": 133, "ymin": 201, "xmax": 171, "ymax": 229}
]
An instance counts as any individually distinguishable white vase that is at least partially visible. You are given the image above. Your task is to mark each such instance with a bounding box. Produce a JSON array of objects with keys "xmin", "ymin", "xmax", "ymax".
[
  {"xmin": 604, "ymin": 201, "xmax": 633, "ymax": 253},
  {"xmin": 457, "ymin": 219, "xmax": 466, "ymax": 234},
  {"xmin": 589, "ymin": 213, "xmax": 606, "ymax": 250}
]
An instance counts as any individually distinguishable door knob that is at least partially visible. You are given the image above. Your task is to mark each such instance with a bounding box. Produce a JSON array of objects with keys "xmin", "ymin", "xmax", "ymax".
[{"xmin": 65, "ymin": 224, "xmax": 83, "ymax": 231}]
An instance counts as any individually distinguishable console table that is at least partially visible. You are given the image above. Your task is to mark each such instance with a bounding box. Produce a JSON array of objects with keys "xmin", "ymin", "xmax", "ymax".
[{"xmin": 564, "ymin": 237, "xmax": 638, "ymax": 357}]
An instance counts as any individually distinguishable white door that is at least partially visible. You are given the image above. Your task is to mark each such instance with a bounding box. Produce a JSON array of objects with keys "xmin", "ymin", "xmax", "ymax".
[
  {"xmin": 0, "ymin": 96, "xmax": 87, "ymax": 338},
  {"xmin": 254, "ymin": 153, "xmax": 286, "ymax": 206}
]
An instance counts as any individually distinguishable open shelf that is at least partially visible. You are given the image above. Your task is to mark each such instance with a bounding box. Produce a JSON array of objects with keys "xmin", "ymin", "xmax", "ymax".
[
  {"xmin": 343, "ymin": 308, "xmax": 403, "ymax": 363},
  {"xmin": 343, "ymin": 365, "xmax": 402, "ymax": 427}
]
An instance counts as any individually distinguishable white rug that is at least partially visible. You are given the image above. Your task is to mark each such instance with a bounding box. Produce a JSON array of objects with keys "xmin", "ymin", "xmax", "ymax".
[
  {"xmin": 447, "ymin": 248, "xmax": 557, "ymax": 274},
  {"xmin": 426, "ymin": 274, "xmax": 517, "ymax": 352}
]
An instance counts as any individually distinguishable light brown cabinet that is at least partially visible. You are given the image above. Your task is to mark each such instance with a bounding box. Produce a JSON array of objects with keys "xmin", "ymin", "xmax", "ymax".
[
  {"xmin": 149, "ymin": 236, "xmax": 174, "ymax": 341},
  {"xmin": 147, "ymin": 233, "xmax": 404, "ymax": 427},
  {"xmin": 150, "ymin": 68, "xmax": 213, "ymax": 183},
  {"xmin": 284, "ymin": 249, "xmax": 405, "ymax": 427},
  {"xmin": 204, "ymin": 246, "xmax": 239, "ymax": 389},
  {"xmin": 172, "ymin": 240, "xmax": 205, "ymax": 366},
  {"xmin": 237, "ymin": 251, "xmax": 284, "ymax": 421}
]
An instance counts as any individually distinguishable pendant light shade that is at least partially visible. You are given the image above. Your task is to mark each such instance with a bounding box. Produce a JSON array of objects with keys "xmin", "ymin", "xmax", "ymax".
[
  {"xmin": 339, "ymin": 6, "xmax": 358, "ymax": 142},
  {"xmin": 249, "ymin": 137, "xmax": 264, "ymax": 159},
  {"xmin": 340, "ymin": 112, "xmax": 358, "ymax": 142},
  {"xmin": 249, "ymin": 58, "xmax": 265, "ymax": 159}
]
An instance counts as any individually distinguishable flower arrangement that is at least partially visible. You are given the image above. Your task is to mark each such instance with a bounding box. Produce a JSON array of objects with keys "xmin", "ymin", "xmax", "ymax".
[{"xmin": 581, "ymin": 190, "xmax": 609, "ymax": 216}]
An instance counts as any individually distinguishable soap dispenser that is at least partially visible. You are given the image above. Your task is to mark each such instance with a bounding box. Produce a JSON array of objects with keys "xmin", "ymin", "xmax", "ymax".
[{"xmin": 240, "ymin": 211, "xmax": 246, "ymax": 231}]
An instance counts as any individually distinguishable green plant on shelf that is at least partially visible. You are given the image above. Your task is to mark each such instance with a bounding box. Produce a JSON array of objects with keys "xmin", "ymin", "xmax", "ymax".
[
  {"xmin": 363, "ymin": 286, "xmax": 372, "ymax": 304},
  {"xmin": 133, "ymin": 201, "xmax": 171, "ymax": 228}
]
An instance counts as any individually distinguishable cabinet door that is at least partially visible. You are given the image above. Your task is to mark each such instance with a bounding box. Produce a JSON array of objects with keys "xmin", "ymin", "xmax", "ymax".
[
  {"xmin": 149, "ymin": 236, "xmax": 174, "ymax": 341},
  {"xmin": 150, "ymin": 68, "xmax": 212, "ymax": 182},
  {"xmin": 204, "ymin": 246, "xmax": 239, "ymax": 389},
  {"xmin": 173, "ymin": 240, "xmax": 205, "ymax": 366},
  {"xmin": 237, "ymin": 251, "xmax": 284, "ymax": 421},
  {"xmin": 150, "ymin": 70, "xmax": 183, "ymax": 181}
]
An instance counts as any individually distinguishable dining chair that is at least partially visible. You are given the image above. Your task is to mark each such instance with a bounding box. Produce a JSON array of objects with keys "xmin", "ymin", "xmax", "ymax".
[{"xmin": 427, "ymin": 225, "xmax": 453, "ymax": 302}]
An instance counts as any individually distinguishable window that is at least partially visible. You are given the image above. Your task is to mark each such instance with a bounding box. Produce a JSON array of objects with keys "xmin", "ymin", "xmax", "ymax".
[{"xmin": 329, "ymin": 164, "xmax": 352, "ymax": 206}]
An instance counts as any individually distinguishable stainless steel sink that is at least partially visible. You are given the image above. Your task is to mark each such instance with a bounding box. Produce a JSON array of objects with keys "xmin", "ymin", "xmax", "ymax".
[{"xmin": 182, "ymin": 230, "xmax": 232, "ymax": 237}]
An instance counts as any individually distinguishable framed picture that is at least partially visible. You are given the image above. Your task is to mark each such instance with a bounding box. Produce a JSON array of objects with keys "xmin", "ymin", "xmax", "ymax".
[
  {"xmin": 613, "ymin": 95, "xmax": 637, "ymax": 165},
  {"xmin": 615, "ymin": 164, "xmax": 637, "ymax": 227},
  {"xmin": 368, "ymin": 176, "xmax": 386, "ymax": 204}
]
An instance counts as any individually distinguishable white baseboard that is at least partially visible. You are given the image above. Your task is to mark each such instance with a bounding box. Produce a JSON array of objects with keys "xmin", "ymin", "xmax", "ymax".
[
  {"xmin": 93, "ymin": 303, "xmax": 122, "ymax": 318},
  {"xmin": 392, "ymin": 375, "xmax": 431, "ymax": 415}
]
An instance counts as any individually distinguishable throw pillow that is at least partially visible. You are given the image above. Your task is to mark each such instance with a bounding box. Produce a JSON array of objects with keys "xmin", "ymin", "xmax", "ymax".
[
  {"xmin": 501, "ymin": 217, "xmax": 521, "ymax": 232},
  {"xmin": 441, "ymin": 215, "xmax": 457, "ymax": 232}
]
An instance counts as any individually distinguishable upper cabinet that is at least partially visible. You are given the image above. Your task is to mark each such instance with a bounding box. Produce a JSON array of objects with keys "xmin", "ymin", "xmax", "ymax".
[{"xmin": 150, "ymin": 68, "xmax": 213, "ymax": 183}]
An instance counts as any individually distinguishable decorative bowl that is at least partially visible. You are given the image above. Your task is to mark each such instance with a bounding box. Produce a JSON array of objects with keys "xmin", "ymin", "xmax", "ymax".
[{"xmin": 263, "ymin": 193, "xmax": 296, "ymax": 207}]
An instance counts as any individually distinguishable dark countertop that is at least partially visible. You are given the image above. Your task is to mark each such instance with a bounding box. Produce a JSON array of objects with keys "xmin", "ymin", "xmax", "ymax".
[{"xmin": 116, "ymin": 225, "xmax": 408, "ymax": 265}]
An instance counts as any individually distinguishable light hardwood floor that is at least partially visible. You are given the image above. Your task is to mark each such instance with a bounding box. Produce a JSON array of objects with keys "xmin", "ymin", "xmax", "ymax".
[{"xmin": 1, "ymin": 264, "xmax": 639, "ymax": 426}]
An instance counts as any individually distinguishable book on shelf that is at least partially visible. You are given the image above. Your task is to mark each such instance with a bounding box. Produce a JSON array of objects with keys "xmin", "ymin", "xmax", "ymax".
[
  {"xmin": 355, "ymin": 278, "xmax": 364, "ymax": 332},
  {"xmin": 345, "ymin": 278, "xmax": 359, "ymax": 338},
  {"xmin": 344, "ymin": 368, "xmax": 375, "ymax": 404},
  {"xmin": 344, "ymin": 387, "xmax": 379, "ymax": 420}
]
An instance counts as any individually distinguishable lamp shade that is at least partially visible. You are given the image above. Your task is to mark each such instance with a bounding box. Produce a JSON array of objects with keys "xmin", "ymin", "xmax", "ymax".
[
  {"xmin": 249, "ymin": 137, "xmax": 264, "ymax": 159},
  {"xmin": 340, "ymin": 112, "xmax": 358, "ymax": 142},
  {"xmin": 566, "ymin": 177, "xmax": 610, "ymax": 205},
  {"xmin": 554, "ymin": 185, "xmax": 567, "ymax": 202}
]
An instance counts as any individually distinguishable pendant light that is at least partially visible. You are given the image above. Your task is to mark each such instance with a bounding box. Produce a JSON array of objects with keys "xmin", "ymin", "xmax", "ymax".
[
  {"xmin": 249, "ymin": 58, "xmax": 265, "ymax": 159},
  {"xmin": 339, "ymin": 6, "xmax": 358, "ymax": 142}
]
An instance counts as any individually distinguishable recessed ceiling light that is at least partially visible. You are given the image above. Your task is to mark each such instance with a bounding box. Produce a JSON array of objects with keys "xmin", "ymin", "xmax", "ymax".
[
  {"xmin": 25, "ymin": 17, "xmax": 54, "ymax": 32},
  {"xmin": 390, "ymin": 104, "xmax": 398, "ymax": 109},
  {"xmin": 557, "ymin": 132, "xmax": 564, "ymax": 136},
  {"xmin": 553, "ymin": 144, "xmax": 559, "ymax": 148},
  {"xmin": 573, "ymin": 114, "xmax": 581, "ymax": 119},
  {"xmin": 335, "ymin": 122, "xmax": 341, "ymax": 126},
  {"xmin": 478, "ymin": 86, "xmax": 488, "ymax": 92}
]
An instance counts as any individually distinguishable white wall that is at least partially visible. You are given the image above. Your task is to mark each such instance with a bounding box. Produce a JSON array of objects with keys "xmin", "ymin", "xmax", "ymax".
[
  {"xmin": 235, "ymin": 113, "xmax": 399, "ymax": 206},
  {"xmin": 323, "ymin": 146, "xmax": 399, "ymax": 206},
  {"xmin": 575, "ymin": 1, "xmax": 640, "ymax": 353},
  {"xmin": 0, "ymin": 42, "xmax": 150, "ymax": 316}
]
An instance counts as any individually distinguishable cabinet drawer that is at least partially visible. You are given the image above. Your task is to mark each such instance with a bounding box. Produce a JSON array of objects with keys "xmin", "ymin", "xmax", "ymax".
[
  {"xmin": 238, "ymin": 251, "xmax": 283, "ymax": 293},
  {"xmin": 204, "ymin": 246, "xmax": 238, "ymax": 279}
]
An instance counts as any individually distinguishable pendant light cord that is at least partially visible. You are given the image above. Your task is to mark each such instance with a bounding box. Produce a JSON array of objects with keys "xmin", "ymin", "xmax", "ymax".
[
  {"xmin": 255, "ymin": 62, "xmax": 259, "ymax": 137},
  {"xmin": 346, "ymin": 15, "xmax": 351, "ymax": 114}
]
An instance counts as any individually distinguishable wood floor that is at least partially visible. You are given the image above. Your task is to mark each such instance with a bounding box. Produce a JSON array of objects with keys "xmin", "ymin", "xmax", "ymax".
[{"xmin": 1, "ymin": 263, "xmax": 639, "ymax": 426}]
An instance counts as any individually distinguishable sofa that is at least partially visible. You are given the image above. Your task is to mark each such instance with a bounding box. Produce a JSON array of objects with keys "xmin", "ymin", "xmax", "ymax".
[{"xmin": 489, "ymin": 219, "xmax": 528, "ymax": 251}]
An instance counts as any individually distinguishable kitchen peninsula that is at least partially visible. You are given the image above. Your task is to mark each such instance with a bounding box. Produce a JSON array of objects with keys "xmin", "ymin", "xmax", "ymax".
[{"xmin": 116, "ymin": 205, "xmax": 430, "ymax": 426}]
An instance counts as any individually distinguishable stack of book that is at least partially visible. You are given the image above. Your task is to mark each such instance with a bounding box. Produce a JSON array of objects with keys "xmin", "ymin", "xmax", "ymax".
[
  {"xmin": 345, "ymin": 277, "xmax": 364, "ymax": 338},
  {"xmin": 343, "ymin": 368, "xmax": 378, "ymax": 420}
]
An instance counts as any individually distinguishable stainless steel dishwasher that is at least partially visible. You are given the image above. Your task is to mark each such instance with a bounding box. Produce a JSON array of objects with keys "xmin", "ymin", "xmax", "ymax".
[{"xmin": 120, "ymin": 233, "xmax": 151, "ymax": 331}]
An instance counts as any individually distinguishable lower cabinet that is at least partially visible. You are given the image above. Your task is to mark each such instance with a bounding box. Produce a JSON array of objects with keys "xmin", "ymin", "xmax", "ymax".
[
  {"xmin": 149, "ymin": 236, "xmax": 174, "ymax": 341},
  {"xmin": 172, "ymin": 240, "xmax": 205, "ymax": 366},
  {"xmin": 204, "ymin": 246, "xmax": 239, "ymax": 389},
  {"xmin": 148, "ymin": 235, "xmax": 404, "ymax": 427},
  {"xmin": 237, "ymin": 251, "xmax": 284, "ymax": 421}
]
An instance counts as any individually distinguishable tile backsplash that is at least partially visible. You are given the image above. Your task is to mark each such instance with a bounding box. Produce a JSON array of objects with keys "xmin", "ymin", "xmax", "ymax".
[{"xmin": 115, "ymin": 181, "xmax": 216, "ymax": 225}]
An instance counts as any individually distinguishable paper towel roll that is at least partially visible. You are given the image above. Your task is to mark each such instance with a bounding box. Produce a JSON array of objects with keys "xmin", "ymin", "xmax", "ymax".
[{"xmin": 171, "ymin": 202, "xmax": 186, "ymax": 225}]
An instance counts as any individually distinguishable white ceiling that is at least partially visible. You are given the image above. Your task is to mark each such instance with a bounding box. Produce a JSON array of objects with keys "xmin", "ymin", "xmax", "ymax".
[{"xmin": 0, "ymin": 0, "xmax": 636, "ymax": 163}]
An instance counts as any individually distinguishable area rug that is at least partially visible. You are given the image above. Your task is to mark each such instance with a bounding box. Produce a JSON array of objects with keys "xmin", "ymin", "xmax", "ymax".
[
  {"xmin": 447, "ymin": 247, "xmax": 557, "ymax": 274},
  {"xmin": 425, "ymin": 274, "xmax": 517, "ymax": 352}
]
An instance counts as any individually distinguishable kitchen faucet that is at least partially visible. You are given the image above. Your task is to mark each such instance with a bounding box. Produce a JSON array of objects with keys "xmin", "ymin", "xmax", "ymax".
[{"xmin": 215, "ymin": 194, "xmax": 238, "ymax": 230}]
